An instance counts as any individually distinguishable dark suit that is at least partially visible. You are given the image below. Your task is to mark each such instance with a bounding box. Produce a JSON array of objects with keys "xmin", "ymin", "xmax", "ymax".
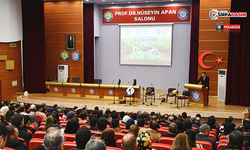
[
  {"xmin": 17, "ymin": 127, "xmax": 33, "ymax": 145},
  {"xmin": 5, "ymin": 138, "xmax": 28, "ymax": 150},
  {"xmin": 161, "ymin": 133, "xmax": 176, "ymax": 138},
  {"xmin": 196, "ymin": 76, "xmax": 210, "ymax": 102},
  {"xmin": 196, "ymin": 133, "xmax": 216, "ymax": 150}
]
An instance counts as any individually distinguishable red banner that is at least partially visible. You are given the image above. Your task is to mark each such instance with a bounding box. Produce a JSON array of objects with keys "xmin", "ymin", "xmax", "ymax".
[{"xmin": 102, "ymin": 6, "xmax": 191, "ymax": 24}]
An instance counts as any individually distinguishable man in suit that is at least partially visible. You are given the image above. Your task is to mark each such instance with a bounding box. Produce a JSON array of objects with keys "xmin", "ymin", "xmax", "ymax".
[
  {"xmin": 5, "ymin": 125, "xmax": 28, "ymax": 150},
  {"xmin": 161, "ymin": 123, "xmax": 178, "ymax": 138},
  {"xmin": 196, "ymin": 72, "xmax": 210, "ymax": 103},
  {"xmin": 196, "ymin": 124, "xmax": 216, "ymax": 150}
]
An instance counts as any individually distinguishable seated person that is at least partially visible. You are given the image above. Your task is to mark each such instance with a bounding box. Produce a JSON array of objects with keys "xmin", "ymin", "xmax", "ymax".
[
  {"xmin": 36, "ymin": 105, "xmax": 47, "ymax": 119},
  {"xmin": 79, "ymin": 112, "xmax": 88, "ymax": 122},
  {"xmin": 23, "ymin": 115, "xmax": 36, "ymax": 134},
  {"xmin": 0, "ymin": 123, "xmax": 8, "ymax": 149},
  {"xmin": 5, "ymin": 125, "xmax": 28, "ymax": 150},
  {"xmin": 101, "ymin": 129, "xmax": 117, "ymax": 148},
  {"xmin": 196, "ymin": 124, "xmax": 216, "ymax": 150},
  {"xmin": 112, "ymin": 119, "xmax": 127, "ymax": 133},
  {"xmin": 137, "ymin": 131, "xmax": 153, "ymax": 150},
  {"xmin": 129, "ymin": 124, "xmax": 139, "ymax": 137},
  {"xmin": 10, "ymin": 114, "xmax": 32, "ymax": 145},
  {"xmin": 139, "ymin": 120, "xmax": 160, "ymax": 143},
  {"xmin": 89, "ymin": 117, "xmax": 98, "ymax": 131},
  {"xmin": 85, "ymin": 138, "xmax": 106, "ymax": 150},
  {"xmin": 161, "ymin": 123, "xmax": 178, "ymax": 137},
  {"xmin": 219, "ymin": 130, "xmax": 244, "ymax": 150},
  {"xmin": 64, "ymin": 118, "xmax": 79, "ymax": 134},
  {"xmin": 171, "ymin": 133, "xmax": 192, "ymax": 150},
  {"xmin": 71, "ymin": 126, "xmax": 91, "ymax": 150},
  {"xmin": 44, "ymin": 130, "xmax": 64, "ymax": 150},
  {"xmin": 92, "ymin": 117, "xmax": 108, "ymax": 137},
  {"xmin": 122, "ymin": 133, "xmax": 137, "ymax": 150},
  {"xmin": 190, "ymin": 116, "xmax": 200, "ymax": 128},
  {"xmin": 162, "ymin": 115, "xmax": 175, "ymax": 127}
]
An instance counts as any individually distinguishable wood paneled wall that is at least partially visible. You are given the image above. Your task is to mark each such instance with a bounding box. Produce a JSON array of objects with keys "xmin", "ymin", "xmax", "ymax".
[
  {"xmin": 199, "ymin": 0, "xmax": 231, "ymax": 96},
  {"xmin": 0, "ymin": 41, "xmax": 22, "ymax": 101},
  {"xmin": 44, "ymin": 1, "xmax": 84, "ymax": 83}
]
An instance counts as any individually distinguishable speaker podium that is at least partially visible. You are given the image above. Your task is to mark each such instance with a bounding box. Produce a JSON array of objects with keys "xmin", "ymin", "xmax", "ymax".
[{"xmin": 184, "ymin": 83, "xmax": 208, "ymax": 107}]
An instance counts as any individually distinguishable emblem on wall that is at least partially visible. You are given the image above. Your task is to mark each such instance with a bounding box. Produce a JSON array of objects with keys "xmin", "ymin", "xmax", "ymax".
[
  {"xmin": 108, "ymin": 90, "xmax": 114, "ymax": 95},
  {"xmin": 198, "ymin": 52, "xmax": 223, "ymax": 69},
  {"xmin": 71, "ymin": 51, "xmax": 80, "ymax": 61},
  {"xmin": 178, "ymin": 8, "xmax": 189, "ymax": 20},
  {"xmin": 104, "ymin": 11, "xmax": 113, "ymax": 22},
  {"xmin": 54, "ymin": 87, "xmax": 59, "ymax": 92},
  {"xmin": 60, "ymin": 50, "xmax": 69, "ymax": 61},
  {"xmin": 191, "ymin": 91, "xmax": 201, "ymax": 101}
]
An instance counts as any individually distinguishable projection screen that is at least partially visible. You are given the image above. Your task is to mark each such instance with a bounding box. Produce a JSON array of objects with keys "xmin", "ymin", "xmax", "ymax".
[{"xmin": 120, "ymin": 24, "xmax": 173, "ymax": 66}]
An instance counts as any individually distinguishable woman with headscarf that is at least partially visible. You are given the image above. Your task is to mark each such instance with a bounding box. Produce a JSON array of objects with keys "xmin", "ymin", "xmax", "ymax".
[
  {"xmin": 137, "ymin": 130, "xmax": 153, "ymax": 150},
  {"xmin": 126, "ymin": 119, "xmax": 135, "ymax": 129}
]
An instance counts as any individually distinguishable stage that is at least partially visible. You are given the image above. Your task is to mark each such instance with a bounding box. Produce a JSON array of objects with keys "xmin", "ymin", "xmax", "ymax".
[{"xmin": 17, "ymin": 89, "xmax": 248, "ymax": 126}]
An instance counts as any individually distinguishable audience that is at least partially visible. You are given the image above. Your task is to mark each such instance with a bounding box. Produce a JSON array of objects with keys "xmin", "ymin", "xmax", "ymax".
[
  {"xmin": 92, "ymin": 117, "xmax": 108, "ymax": 137},
  {"xmin": 89, "ymin": 117, "xmax": 98, "ymax": 131},
  {"xmin": 44, "ymin": 130, "xmax": 64, "ymax": 150},
  {"xmin": 129, "ymin": 124, "xmax": 139, "ymax": 137},
  {"xmin": 5, "ymin": 111, "xmax": 14, "ymax": 122},
  {"xmin": 101, "ymin": 129, "xmax": 117, "ymax": 147},
  {"xmin": 36, "ymin": 105, "xmax": 47, "ymax": 119},
  {"xmin": 72, "ymin": 126, "xmax": 91, "ymax": 150},
  {"xmin": 0, "ymin": 123, "xmax": 8, "ymax": 149},
  {"xmin": 23, "ymin": 115, "xmax": 36, "ymax": 134},
  {"xmin": 122, "ymin": 133, "xmax": 137, "ymax": 150},
  {"xmin": 139, "ymin": 120, "xmax": 160, "ymax": 143},
  {"xmin": 196, "ymin": 124, "xmax": 216, "ymax": 150},
  {"xmin": 5, "ymin": 125, "xmax": 28, "ymax": 150},
  {"xmin": 112, "ymin": 119, "xmax": 127, "ymax": 133},
  {"xmin": 85, "ymin": 138, "xmax": 106, "ymax": 150},
  {"xmin": 10, "ymin": 114, "xmax": 32, "ymax": 145},
  {"xmin": 44, "ymin": 116, "xmax": 54, "ymax": 131},
  {"xmin": 185, "ymin": 129, "xmax": 203, "ymax": 148},
  {"xmin": 64, "ymin": 118, "xmax": 79, "ymax": 134},
  {"xmin": 220, "ymin": 130, "xmax": 244, "ymax": 150},
  {"xmin": 190, "ymin": 116, "xmax": 200, "ymax": 128},
  {"xmin": 171, "ymin": 133, "xmax": 192, "ymax": 150},
  {"xmin": 137, "ymin": 130, "xmax": 153, "ymax": 150},
  {"xmin": 126, "ymin": 119, "xmax": 135, "ymax": 129},
  {"xmin": 162, "ymin": 123, "xmax": 178, "ymax": 137}
]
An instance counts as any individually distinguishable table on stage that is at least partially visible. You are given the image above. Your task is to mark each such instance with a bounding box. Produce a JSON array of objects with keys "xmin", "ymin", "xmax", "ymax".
[{"xmin": 45, "ymin": 82, "xmax": 141, "ymax": 101}]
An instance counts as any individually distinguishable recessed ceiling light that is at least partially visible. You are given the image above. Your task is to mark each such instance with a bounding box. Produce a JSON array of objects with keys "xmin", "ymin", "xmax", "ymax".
[
  {"xmin": 86, "ymin": 0, "xmax": 89, "ymax": 1},
  {"xmin": 171, "ymin": 0, "xmax": 174, "ymax": 1},
  {"xmin": 146, "ymin": 1, "xmax": 148, "ymax": 2},
  {"xmin": 128, "ymin": 2, "xmax": 131, "ymax": 3},
  {"xmin": 111, "ymin": 2, "xmax": 114, "ymax": 4}
]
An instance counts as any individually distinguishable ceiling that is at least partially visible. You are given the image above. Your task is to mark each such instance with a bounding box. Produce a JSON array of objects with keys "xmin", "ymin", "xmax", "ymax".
[{"xmin": 83, "ymin": 0, "xmax": 192, "ymax": 4}]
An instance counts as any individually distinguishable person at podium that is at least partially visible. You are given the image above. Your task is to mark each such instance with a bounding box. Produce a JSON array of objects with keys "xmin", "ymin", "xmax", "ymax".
[{"xmin": 196, "ymin": 72, "xmax": 210, "ymax": 103}]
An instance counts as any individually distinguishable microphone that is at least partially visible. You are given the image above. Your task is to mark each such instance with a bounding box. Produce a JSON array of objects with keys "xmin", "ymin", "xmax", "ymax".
[
  {"xmin": 128, "ymin": 81, "xmax": 130, "ymax": 85},
  {"xmin": 151, "ymin": 83, "xmax": 153, "ymax": 87}
]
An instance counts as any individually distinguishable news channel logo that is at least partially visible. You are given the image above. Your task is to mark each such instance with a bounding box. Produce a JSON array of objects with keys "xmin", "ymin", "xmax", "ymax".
[{"xmin": 216, "ymin": 22, "xmax": 223, "ymax": 30}]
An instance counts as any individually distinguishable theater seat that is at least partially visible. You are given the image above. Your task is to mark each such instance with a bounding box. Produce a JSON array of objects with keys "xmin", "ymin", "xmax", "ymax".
[
  {"xmin": 29, "ymin": 124, "xmax": 37, "ymax": 130},
  {"xmin": 219, "ymin": 139, "xmax": 227, "ymax": 143},
  {"xmin": 29, "ymin": 138, "xmax": 43, "ymax": 150},
  {"xmin": 217, "ymin": 142, "xmax": 227, "ymax": 150},
  {"xmin": 36, "ymin": 114, "xmax": 44, "ymax": 122},
  {"xmin": 158, "ymin": 129, "xmax": 169, "ymax": 134},
  {"xmin": 64, "ymin": 134, "xmax": 76, "ymax": 141},
  {"xmin": 116, "ymin": 139, "xmax": 122, "ymax": 149},
  {"xmin": 196, "ymin": 140, "xmax": 213, "ymax": 150},
  {"xmin": 64, "ymin": 142, "xmax": 77, "ymax": 150},
  {"xmin": 38, "ymin": 125, "xmax": 44, "ymax": 130},
  {"xmin": 209, "ymin": 134, "xmax": 216, "ymax": 141},
  {"xmin": 120, "ymin": 126, "xmax": 125, "ymax": 130},
  {"xmin": 60, "ymin": 123, "xmax": 67, "ymax": 127},
  {"xmin": 58, "ymin": 113, "xmax": 64, "ymax": 118},
  {"xmin": 219, "ymin": 135, "xmax": 227, "ymax": 141},
  {"xmin": 59, "ymin": 121, "xmax": 68, "ymax": 124},
  {"xmin": 106, "ymin": 146, "xmax": 122, "ymax": 150},
  {"xmin": 115, "ymin": 132, "xmax": 126, "ymax": 140},
  {"xmin": 158, "ymin": 137, "xmax": 175, "ymax": 145},
  {"xmin": 192, "ymin": 148, "xmax": 204, "ymax": 150},
  {"xmin": 34, "ymin": 131, "xmax": 46, "ymax": 138},
  {"xmin": 18, "ymin": 137, "xmax": 27, "ymax": 145},
  {"xmin": 3, "ymin": 147, "xmax": 15, "ymax": 150},
  {"xmin": 152, "ymin": 143, "xmax": 171, "ymax": 150},
  {"xmin": 40, "ymin": 122, "xmax": 45, "ymax": 126},
  {"xmin": 59, "ymin": 118, "xmax": 66, "ymax": 121},
  {"xmin": 79, "ymin": 122, "xmax": 85, "ymax": 126}
]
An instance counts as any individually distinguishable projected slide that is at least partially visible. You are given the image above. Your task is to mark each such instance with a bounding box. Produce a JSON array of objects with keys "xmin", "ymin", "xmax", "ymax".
[{"xmin": 120, "ymin": 25, "xmax": 172, "ymax": 66}]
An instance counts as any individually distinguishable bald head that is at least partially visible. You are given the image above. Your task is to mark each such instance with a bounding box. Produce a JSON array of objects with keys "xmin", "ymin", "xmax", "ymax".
[
  {"xmin": 152, "ymin": 115, "xmax": 157, "ymax": 120},
  {"xmin": 168, "ymin": 116, "xmax": 175, "ymax": 123},
  {"xmin": 122, "ymin": 133, "xmax": 137, "ymax": 150},
  {"xmin": 46, "ymin": 127, "xmax": 60, "ymax": 133},
  {"xmin": 169, "ymin": 123, "xmax": 178, "ymax": 134},
  {"xmin": 129, "ymin": 124, "xmax": 139, "ymax": 137}
]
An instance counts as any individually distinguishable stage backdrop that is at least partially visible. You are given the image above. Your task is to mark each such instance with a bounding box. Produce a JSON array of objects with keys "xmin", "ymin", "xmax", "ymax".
[{"xmin": 94, "ymin": 2, "xmax": 191, "ymax": 91}]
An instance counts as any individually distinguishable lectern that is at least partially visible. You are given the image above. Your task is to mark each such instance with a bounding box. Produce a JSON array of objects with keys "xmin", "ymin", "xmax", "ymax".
[{"xmin": 184, "ymin": 84, "xmax": 208, "ymax": 107}]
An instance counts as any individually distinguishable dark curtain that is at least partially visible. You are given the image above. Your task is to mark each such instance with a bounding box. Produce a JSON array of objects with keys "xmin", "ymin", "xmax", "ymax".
[
  {"xmin": 22, "ymin": 0, "xmax": 46, "ymax": 93},
  {"xmin": 83, "ymin": 4, "xmax": 94, "ymax": 83},
  {"xmin": 188, "ymin": 0, "xmax": 200, "ymax": 84},
  {"xmin": 225, "ymin": 0, "xmax": 250, "ymax": 106}
]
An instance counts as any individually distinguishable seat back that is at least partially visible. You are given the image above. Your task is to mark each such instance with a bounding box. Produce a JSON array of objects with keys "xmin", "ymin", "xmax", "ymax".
[
  {"xmin": 196, "ymin": 140, "xmax": 213, "ymax": 150},
  {"xmin": 168, "ymin": 88, "xmax": 176, "ymax": 94},
  {"xmin": 116, "ymin": 139, "xmax": 122, "ymax": 149},
  {"xmin": 158, "ymin": 129, "xmax": 169, "ymax": 134},
  {"xmin": 217, "ymin": 143, "xmax": 227, "ymax": 150},
  {"xmin": 115, "ymin": 132, "xmax": 126, "ymax": 140},
  {"xmin": 158, "ymin": 137, "xmax": 175, "ymax": 145},
  {"xmin": 58, "ymin": 113, "xmax": 64, "ymax": 118},
  {"xmin": 38, "ymin": 125, "xmax": 44, "ymax": 130},
  {"xmin": 3, "ymin": 147, "xmax": 15, "ymax": 150},
  {"xmin": 219, "ymin": 135, "xmax": 227, "ymax": 141},
  {"xmin": 106, "ymin": 146, "xmax": 122, "ymax": 150},
  {"xmin": 34, "ymin": 131, "xmax": 46, "ymax": 138},
  {"xmin": 146, "ymin": 87, "xmax": 155, "ymax": 93},
  {"xmin": 183, "ymin": 91, "xmax": 190, "ymax": 96},
  {"xmin": 29, "ymin": 124, "xmax": 37, "ymax": 130},
  {"xmin": 209, "ymin": 134, "xmax": 216, "ymax": 141},
  {"xmin": 152, "ymin": 143, "xmax": 171, "ymax": 150},
  {"xmin": 29, "ymin": 138, "xmax": 44, "ymax": 150},
  {"xmin": 18, "ymin": 137, "xmax": 27, "ymax": 145},
  {"xmin": 64, "ymin": 142, "xmax": 77, "ymax": 150},
  {"xmin": 36, "ymin": 114, "xmax": 44, "ymax": 121},
  {"xmin": 64, "ymin": 134, "xmax": 76, "ymax": 142}
]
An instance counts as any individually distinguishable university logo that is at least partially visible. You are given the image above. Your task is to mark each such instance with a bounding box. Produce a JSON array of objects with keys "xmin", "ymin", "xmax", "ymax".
[
  {"xmin": 60, "ymin": 50, "xmax": 69, "ymax": 61},
  {"xmin": 71, "ymin": 88, "xmax": 76, "ymax": 93},
  {"xmin": 54, "ymin": 87, "xmax": 59, "ymax": 92},
  {"xmin": 178, "ymin": 9, "xmax": 189, "ymax": 20},
  {"xmin": 89, "ymin": 89, "xmax": 94, "ymax": 94},
  {"xmin": 71, "ymin": 51, "xmax": 80, "ymax": 61},
  {"xmin": 104, "ymin": 11, "xmax": 113, "ymax": 22},
  {"xmin": 191, "ymin": 91, "xmax": 201, "ymax": 101},
  {"xmin": 108, "ymin": 90, "xmax": 114, "ymax": 95}
]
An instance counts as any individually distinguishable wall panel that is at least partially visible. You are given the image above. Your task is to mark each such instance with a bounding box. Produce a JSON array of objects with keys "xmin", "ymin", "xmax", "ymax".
[
  {"xmin": 44, "ymin": 1, "xmax": 84, "ymax": 83},
  {"xmin": 198, "ymin": 0, "xmax": 231, "ymax": 96}
]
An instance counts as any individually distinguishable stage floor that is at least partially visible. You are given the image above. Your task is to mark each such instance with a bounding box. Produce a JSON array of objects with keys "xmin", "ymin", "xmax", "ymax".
[{"xmin": 17, "ymin": 90, "xmax": 248, "ymax": 121}]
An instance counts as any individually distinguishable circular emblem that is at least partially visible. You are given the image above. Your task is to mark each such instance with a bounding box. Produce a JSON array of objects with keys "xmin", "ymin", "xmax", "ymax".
[
  {"xmin": 89, "ymin": 89, "xmax": 94, "ymax": 94},
  {"xmin": 104, "ymin": 11, "xmax": 113, "ymax": 22},
  {"xmin": 60, "ymin": 50, "xmax": 69, "ymax": 61},
  {"xmin": 178, "ymin": 9, "xmax": 189, "ymax": 20},
  {"xmin": 209, "ymin": 9, "xmax": 219, "ymax": 20},
  {"xmin": 54, "ymin": 87, "xmax": 59, "ymax": 92},
  {"xmin": 71, "ymin": 51, "xmax": 80, "ymax": 61},
  {"xmin": 191, "ymin": 91, "xmax": 201, "ymax": 101},
  {"xmin": 108, "ymin": 90, "xmax": 114, "ymax": 95},
  {"xmin": 71, "ymin": 88, "xmax": 76, "ymax": 93}
]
